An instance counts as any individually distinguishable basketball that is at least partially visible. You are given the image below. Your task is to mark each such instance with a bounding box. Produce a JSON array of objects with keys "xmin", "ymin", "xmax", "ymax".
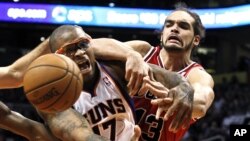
[{"xmin": 23, "ymin": 54, "xmax": 83, "ymax": 113}]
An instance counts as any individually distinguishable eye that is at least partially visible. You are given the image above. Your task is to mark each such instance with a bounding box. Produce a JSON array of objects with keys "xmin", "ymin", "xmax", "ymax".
[
  {"xmin": 179, "ymin": 22, "xmax": 190, "ymax": 30},
  {"xmin": 65, "ymin": 46, "xmax": 76, "ymax": 53},
  {"xmin": 77, "ymin": 41, "xmax": 89, "ymax": 50},
  {"xmin": 165, "ymin": 22, "xmax": 172, "ymax": 28}
]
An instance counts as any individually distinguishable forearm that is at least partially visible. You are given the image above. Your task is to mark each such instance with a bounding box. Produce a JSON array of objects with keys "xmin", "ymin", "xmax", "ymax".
[
  {"xmin": 191, "ymin": 84, "xmax": 214, "ymax": 119},
  {"xmin": 10, "ymin": 112, "xmax": 58, "ymax": 141},
  {"xmin": 192, "ymin": 94, "xmax": 207, "ymax": 119},
  {"xmin": 187, "ymin": 69, "xmax": 215, "ymax": 119},
  {"xmin": 0, "ymin": 67, "xmax": 17, "ymax": 88},
  {"xmin": 91, "ymin": 38, "xmax": 141, "ymax": 62},
  {"xmin": 1, "ymin": 38, "xmax": 50, "ymax": 88},
  {"xmin": 40, "ymin": 109, "xmax": 108, "ymax": 141},
  {"xmin": 0, "ymin": 102, "xmax": 57, "ymax": 141},
  {"xmin": 150, "ymin": 64, "xmax": 190, "ymax": 89}
]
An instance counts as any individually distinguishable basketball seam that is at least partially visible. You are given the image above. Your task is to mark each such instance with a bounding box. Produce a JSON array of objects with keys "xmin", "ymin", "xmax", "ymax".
[
  {"xmin": 25, "ymin": 55, "xmax": 82, "ymax": 112},
  {"xmin": 40, "ymin": 60, "xmax": 76, "ymax": 110},
  {"xmin": 25, "ymin": 65, "xmax": 68, "ymax": 94},
  {"xmin": 27, "ymin": 64, "xmax": 68, "ymax": 72},
  {"xmin": 25, "ymin": 65, "xmax": 80, "ymax": 94}
]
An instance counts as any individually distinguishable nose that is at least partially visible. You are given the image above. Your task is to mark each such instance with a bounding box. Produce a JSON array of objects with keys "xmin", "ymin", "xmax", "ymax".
[
  {"xmin": 170, "ymin": 24, "xmax": 179, "ymax": 33},
  {"xmin": 74, "ymin": 49, "xmax": 86, "ymax": 58}
]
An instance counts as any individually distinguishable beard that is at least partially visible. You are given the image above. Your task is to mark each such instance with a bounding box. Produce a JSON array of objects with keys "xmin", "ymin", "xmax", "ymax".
[{"xmin": 161, "ymin": 38, "xmax": 193, "ymax": 53}]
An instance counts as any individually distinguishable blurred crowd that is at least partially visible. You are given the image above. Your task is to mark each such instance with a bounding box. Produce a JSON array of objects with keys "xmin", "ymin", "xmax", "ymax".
[{"xmin": 184, "ymin": 76, "xmax": 250, "ymax": 141}]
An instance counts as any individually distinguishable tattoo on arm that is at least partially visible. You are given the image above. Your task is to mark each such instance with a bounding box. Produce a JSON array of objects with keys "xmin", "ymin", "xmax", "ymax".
[
  {"xmin": 56, "ymin": 109, "xmax": 89, "ymax": 130},
  {"xmin": 150, "ymin": 63, "xmax": 194, "ymax": 99},
  {"xmin": 44, "ymin": 109, "xmax": 100, "ymax": 140},
  {"xmin": 149, "ymin": 64, "xmax": 185, "ymax": 88}
]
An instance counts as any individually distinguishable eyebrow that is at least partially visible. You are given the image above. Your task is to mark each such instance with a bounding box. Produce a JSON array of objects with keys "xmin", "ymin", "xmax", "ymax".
[
  {"xmin": 164, "ymin": 19, "xmax": 172, "ymax": 24},
  {"xmin": 164, "ymin": 19, "xmax": 193, "ymax": 29},
  {"xmin": 165, "ymin": 19, "xmax": 190, "ymax": 24}
]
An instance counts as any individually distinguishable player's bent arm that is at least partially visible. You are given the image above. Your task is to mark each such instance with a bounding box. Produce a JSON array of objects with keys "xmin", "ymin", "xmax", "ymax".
[
  {"xmin": 187, "ymin": 68, "xmax": 215, "ymax": 119},
  {"xmin": 91, "ymin": 38, "xmax": 154, "ymax": 63},
  {"xmin": 39, "ymin": 108, "xmax": 108, "ymax": 141},
  {"xmin": 0, "ymin": 102, "xmax": 58, "ymax": 141},
  {"xmin": 91, "ymin": 39, "xmax": 152, "ymax": 95},
  {"xmin": 91, "ymin": 38, "xmax": 142, "ymax": 61},
  {"xmin": 124, "ymin": 40, "xmax": 152, "ymax": 57},
  {"xmin": 0, "ymin": 38, "xmax": 51, "ymax": 89}
]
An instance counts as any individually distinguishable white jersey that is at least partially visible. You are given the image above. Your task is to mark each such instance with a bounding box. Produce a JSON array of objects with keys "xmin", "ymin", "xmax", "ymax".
[{"xmin": 73, "ymin": 63, "xmax": 135, "ymax": 141}]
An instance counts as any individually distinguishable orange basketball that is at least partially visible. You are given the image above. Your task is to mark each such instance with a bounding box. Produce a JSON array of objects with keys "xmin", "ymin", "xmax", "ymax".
[{"xmin": 23, "ymin": 54, "xmax": 83, "ymax": 113}]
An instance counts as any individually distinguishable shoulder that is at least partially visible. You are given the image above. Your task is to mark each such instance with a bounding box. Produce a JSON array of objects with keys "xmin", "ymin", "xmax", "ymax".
[
  {"xmin": 188, "ymin": 67, "xmax": 214, "ymax": 87},
  {"xmin": 124, "ymin": 40, "xmax": 153, "ymax": 57}
]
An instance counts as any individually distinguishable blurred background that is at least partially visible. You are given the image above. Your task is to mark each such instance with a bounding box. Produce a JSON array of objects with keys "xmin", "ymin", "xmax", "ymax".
[{"xmin": 0, "ymin": 0, "xmax": 249, "ymax": 141}]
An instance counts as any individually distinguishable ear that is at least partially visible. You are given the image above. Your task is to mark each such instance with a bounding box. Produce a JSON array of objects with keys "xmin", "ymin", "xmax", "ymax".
[
  {"xmin": 193, "ymin": 35, "xmax": 200, "ymax": 47},
  {"xmin": 85, "ymin": 33, "xmax": 92, "ymax": 40}
]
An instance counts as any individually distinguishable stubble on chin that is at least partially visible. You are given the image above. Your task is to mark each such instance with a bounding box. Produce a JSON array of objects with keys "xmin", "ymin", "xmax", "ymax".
[{"xmin": 162, "ymin": 43, "xmax": 184, "ymax": 52}]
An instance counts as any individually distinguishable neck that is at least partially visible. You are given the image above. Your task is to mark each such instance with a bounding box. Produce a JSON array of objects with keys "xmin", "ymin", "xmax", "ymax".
[
  {"xmin": 84, "ymin": 62, "xmax": 100, "ymax": 92},
  {"xmin": 160, "ymin": 49, "xmax": 193, "ymax": 72}
]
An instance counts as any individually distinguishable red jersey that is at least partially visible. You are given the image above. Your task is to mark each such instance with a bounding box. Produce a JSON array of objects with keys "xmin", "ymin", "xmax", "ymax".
[{"xmin": 133, "ymin": 46, "xmax": 204, "ymax": 141}]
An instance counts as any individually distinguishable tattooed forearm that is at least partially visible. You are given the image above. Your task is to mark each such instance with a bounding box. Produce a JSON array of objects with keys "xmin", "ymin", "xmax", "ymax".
[
  {"xmin": 42, "ymin": 109, "xmax": 98, "ymax": 141},
  {"xmin": 149, "ymin": 64, "xmax": 185, "ymax": 88},
  {"xmin": 61, "ymin": 110, "xmax": 90, "ymax": 134}
]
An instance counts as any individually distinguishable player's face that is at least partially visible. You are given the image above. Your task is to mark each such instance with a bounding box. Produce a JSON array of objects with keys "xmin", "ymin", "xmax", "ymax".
[
  {"xmin": 161, "ymin": 11, "xmax": 200, "ymax": 52},
  {"xmin": 55, "ymin": 29, "xmax": 95, "ymax": 77}
]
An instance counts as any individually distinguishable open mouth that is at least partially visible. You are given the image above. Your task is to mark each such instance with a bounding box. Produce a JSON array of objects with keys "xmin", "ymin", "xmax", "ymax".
[
  {"xmin": 77, "ymin": 59, "xmax": 91, "ymax": 74},
  {"xmin": 168, "ymin": 35, "xmax": 182, "ymax": 45}
]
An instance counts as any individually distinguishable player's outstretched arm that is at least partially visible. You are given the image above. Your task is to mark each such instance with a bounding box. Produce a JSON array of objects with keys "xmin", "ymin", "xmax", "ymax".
[
  {"xmin": 0, "ymin": 101, "xmax": 59, "ymax": 141},
  {"xmin": 139, "ymin": 64, "xmax": 194, "ymax": 133},
  {"xmin": 186, "ymin": 68, "xmax": 215, "ymax": 119},
  {"xmin": 39, "ymin": 108, "xmax": 108, "ymax": 141},
  {"xmin": 0, "ymin": 38, "xmax": 51, "ymax": 89}
]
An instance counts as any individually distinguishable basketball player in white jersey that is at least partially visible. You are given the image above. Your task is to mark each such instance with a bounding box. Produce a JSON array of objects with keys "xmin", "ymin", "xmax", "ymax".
[
  {"xmin": 0, "ymin": 29, "xmax": 145, "ymax": 141},
  {"xmin": 41, "ymin": 25, "xmax": 193, "ymax": 141},
  {"xmin": 0, "ymin": 38, "xmax": 111, "ymax": 140}
]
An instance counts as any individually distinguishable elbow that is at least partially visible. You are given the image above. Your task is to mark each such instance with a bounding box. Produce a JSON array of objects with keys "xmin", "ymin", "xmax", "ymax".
[
  {"xmin": 14, "ymin": 79, "xmax": 23, "ymax": 88},
  {"xmin": 194, "ymin": 105, "xmax": 207, "ymax": 118},
  {"xmin": 10, "ymin": 77, "xmax": 23, "ymax": 88},
  {"xmin": 9, "ymin": 68, "xmax": 24, "ymax": 88},
  {"xmin": 9, "ymin": 76, "xmax": 23, "ymax": 88}
]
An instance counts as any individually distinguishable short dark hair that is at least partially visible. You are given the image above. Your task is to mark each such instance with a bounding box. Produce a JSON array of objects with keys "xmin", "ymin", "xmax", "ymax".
[
  {"xmin": 163, "ymin": 7, "xmax": 206, "ymax": 40},
  {"xmin": 49, "ymin": 25, "xmax": 82, "ymax": 52}
]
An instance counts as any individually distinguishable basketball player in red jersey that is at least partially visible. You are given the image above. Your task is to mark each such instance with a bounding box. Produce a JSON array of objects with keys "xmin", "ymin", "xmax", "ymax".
[
  {"xmin": 41, "ymin": 25, "xmax": 193, "ymax": 141},
  {"xmin": 91, "ymin": 7, "xmax": 215, "ymax": 141}
]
